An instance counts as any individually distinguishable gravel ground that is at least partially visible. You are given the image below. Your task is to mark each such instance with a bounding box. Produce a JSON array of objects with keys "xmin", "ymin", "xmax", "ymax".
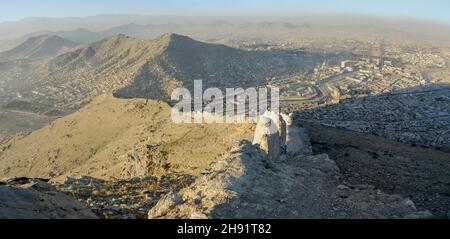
[{"xmin": 304, "ymin": 122, "xmax": 450, "ymax": 218}]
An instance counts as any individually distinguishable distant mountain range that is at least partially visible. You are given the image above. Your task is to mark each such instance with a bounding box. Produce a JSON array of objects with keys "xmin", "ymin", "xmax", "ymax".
[
  {"xmin": 0, "ymin": 21, "xmax": 304, "ymax": 49},
  {"xmin": 1, "ymin": 14, "xmax": 449, "ymax": 53},
  {"xmin": 0, "ymin": 35, "xmax": 79, "ymax": 61}
]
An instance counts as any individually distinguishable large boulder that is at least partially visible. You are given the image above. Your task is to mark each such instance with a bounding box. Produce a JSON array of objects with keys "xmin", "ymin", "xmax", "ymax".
[
  {"xmin": 276, "ymin": 114, "xmax": 287, "ymax": 154},
  {"xmin": 253, "ymin": 113, "xmax": 281, "ymax": 160},
  {"xmin": 253, "ymin": 111, "xmax": 311, "ymax": 160},
  {"xmin": 281, "ymin": 113, "xmax": 313, "ymax": 157},
  {"xmin": 0, "ymin": 178, "xmax": 98, "ymax": 219}
]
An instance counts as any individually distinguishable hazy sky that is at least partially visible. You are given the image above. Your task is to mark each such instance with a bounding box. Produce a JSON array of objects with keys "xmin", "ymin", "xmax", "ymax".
[{"xmin": 2, "ymin": 0, "xmax": 450, "ymax": 23}]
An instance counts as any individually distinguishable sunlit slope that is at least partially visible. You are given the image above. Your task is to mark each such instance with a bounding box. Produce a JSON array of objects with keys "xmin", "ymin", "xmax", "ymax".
[{"xmin": 0, "ymin": 94, "xmax": 253, "ymax": 181}]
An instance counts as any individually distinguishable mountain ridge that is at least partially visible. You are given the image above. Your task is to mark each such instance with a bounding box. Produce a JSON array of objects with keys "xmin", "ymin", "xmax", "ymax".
[
  {"xmin": 0, "ymin": 34, "xmax": 80, "ymax": 61},
  {"xmin": 25, "ymin": 33, "xmax": 302, "ymax": 113}
]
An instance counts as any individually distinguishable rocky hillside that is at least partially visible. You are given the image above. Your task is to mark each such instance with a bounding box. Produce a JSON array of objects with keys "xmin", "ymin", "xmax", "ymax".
[
  {"xmin": 0, "ymin": 35, "xmax": 79, "ymax": 61},
  {"xmin": 0, "ymin": 94, "xmax": 254, "ymax": 181},
  {"xmin": 0, "ymin": 95, "xmax": 441, "ymax": 219},
  {"xmin": 148, "ymin": 114, "xmax": 434, "ymax": 219},
  {"xmin": 24, "ymin": 33, "xmax": 302, "ymax": 114},
  {"xmin": 149, "ymin": 143, "xmax": 431, "ymax": 219}
]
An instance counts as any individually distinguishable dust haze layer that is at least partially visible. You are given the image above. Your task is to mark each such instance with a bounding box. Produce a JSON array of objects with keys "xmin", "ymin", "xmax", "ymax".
[{"xmin": 1, "ymin": 14, "xmax": 450, "ymax": 53}]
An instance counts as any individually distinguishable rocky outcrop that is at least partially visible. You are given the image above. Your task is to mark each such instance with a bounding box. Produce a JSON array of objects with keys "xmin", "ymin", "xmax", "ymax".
[
  {"xmin": 282, "ymin": 113, "xmax": 313, "ymax": 156},
  {"xmin": 253, "ymin": 112, "xmax": 311, "ymax": 160},
  {"xmin": 0, "ymin": 177, "xmax": 98, "ymax": 219},
  {"xmin": 253, "ymin": 113, "xmax": 281, "ymax": 160},
  {"xmin": 148, "ymin": 141, "xmax": 432, "ymax": 219}
]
